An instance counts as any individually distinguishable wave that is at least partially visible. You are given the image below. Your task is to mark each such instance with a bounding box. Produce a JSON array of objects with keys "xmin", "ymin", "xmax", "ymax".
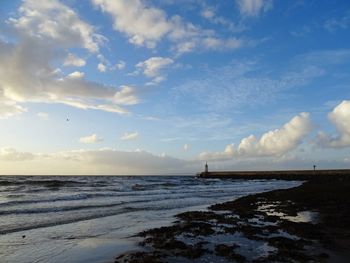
[
  {"xmin": 0, "ymin": 196, "xmax": 219, "ymax": 235},
  {"xmin": 0, "ymin": 179, "xmax": 85, "ymax": 187},
  {"xmin": 0, "ymin": 176, "xmax": 301, "ymax": 236}
]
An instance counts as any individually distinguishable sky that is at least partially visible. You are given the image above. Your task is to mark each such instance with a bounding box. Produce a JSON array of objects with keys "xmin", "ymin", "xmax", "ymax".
[{"xmin": 0, "ymin": 0, "xmax": 349, "ymax": 175}]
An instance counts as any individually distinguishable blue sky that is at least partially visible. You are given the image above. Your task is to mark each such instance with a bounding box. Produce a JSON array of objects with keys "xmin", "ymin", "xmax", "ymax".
[{"xmin": 0, "ymin": 0, "xmax": 349, "ymax": 175}]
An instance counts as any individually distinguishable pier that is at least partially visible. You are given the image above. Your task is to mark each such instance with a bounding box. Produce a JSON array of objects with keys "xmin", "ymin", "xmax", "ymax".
[{"xmin": 197, "ymin": 169, "xmax": 350, "ymax": 180}]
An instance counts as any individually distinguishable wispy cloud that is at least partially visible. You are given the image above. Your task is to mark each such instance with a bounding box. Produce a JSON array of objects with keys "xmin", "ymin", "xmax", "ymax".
[
  {"xmin": 0, "ymin": 148, "xmax": 35, "ymax": 161},
  {"xmin": 64, "ymin": 53, "xmax": 86, "ymax": 67},
  {"xmin": 236, "ymin": 0, "xmax": 273, "ymax": 17},
  {"xmin": 116, "ymin": 60, "xmax": 126, "ymax": 70},
  {"xmin": 0, "ymin": 98, "xmax": 27, "ymax": 119},
  {"xmin": 292, "ymin": 49, "xmax": 350, "ymax": 66},
  {"xmin": 135, "ymin": 57, "xmax": 174, "ymax": 85},
  {"xmin": 183, "ymin": 144, "xmax": 189, "ymax": 151},
  {"xmin": 121, "ymin": 131, "xmax": 139, "ymax": 141},
  {"xmin": 172, "ymin": 59, "xmax": 324, "ymax": 112},
  {"xmin": 67, "ymin": 71, "xmax": 85, "ymax": 79},
  {"xmin": 201, "ymin": 6, "xmax": 246, "ymax": 33},
  {"xmin": 37, "ymin": 112, "xmax": 49, "ymax": 120},
  {"xmin": 79, "ymin": 134, "xmax": 103, "ymax": 144},
  {"xmin": 97, "ymin": 63, "xmax": 107, "ymax": 72},
  {"xmin": 96, "ymin": 55, "xmax": 126, "ymax": 72},
  {"xmin": 324, "ymin": 11, "xmax": 350, "ymax": 32}
]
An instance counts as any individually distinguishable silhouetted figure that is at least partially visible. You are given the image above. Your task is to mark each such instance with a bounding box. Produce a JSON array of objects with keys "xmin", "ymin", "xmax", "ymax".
[
  {"xmin": 205, "ymin": 162, "xmax": 208, "ymax": 173},
  {"xmin": 313, "ymin": 165, "xmax": 316, "ymax": 172}
]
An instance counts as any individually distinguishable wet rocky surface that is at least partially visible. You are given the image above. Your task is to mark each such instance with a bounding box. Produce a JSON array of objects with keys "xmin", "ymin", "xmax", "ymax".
[{"xmin": 116, "ymin": 175, "xmax": 350, "ymax": 262}]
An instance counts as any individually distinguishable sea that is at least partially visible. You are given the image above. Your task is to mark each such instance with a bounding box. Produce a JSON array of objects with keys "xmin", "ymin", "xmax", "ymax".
[{"xmin": 0, "ymin": 176, "xmax": 301, "ymax": 263}]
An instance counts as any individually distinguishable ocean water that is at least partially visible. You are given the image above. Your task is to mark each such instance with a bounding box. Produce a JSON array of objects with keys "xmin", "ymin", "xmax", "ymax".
[{"xmin": 0, "ymin": 176, "xmax": 301, "ymax": 263}]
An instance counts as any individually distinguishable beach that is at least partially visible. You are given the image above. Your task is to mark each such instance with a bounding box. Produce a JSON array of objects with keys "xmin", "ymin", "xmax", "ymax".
[
  {"xmin": 0, "ymin": 176, "xmax": 300, "ymax": 263},
  {"xmin": 1, "ymin": 173, "xmax": 349, "ymax": 262},
  {"xmin": 117, "ymin": 173, "xmax": 350, "ymax": 262}
]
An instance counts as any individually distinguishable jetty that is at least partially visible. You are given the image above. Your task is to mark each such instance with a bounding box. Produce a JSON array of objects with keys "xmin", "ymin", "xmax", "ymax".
[{"xmin": 197, "ymin": 169, "xmax": 350, "ymax": 180}]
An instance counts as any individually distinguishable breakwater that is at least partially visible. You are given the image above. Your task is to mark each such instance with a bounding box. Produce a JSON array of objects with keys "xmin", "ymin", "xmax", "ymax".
[{"xmin": 197, "ymin": 169, "xmax": 350, "ymax": 180}]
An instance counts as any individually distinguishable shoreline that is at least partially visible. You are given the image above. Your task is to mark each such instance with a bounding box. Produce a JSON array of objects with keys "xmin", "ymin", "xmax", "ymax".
[
  {"xmin": 2, "ymin": 176, "xmax": 298, "ymax": 262},
  {"xmin": 116, "ymin": 174, "xmax": 350, "ymax": 262}
]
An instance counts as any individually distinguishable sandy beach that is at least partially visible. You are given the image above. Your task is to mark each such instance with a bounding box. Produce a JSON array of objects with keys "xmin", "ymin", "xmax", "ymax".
[{"xmin": 117, "ymin": 173, "xmax": 350, "ymax": 262}]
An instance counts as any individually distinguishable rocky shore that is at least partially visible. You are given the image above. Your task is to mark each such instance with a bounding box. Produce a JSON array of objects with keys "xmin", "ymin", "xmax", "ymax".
[{"xmin": 116, "ymin": 174, "xmax": 350, "ymax": 262}]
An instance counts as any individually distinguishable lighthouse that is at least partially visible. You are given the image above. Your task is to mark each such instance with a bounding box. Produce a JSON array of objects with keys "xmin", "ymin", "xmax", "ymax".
[{"xmin": 205, "ymin": 162, "xmax": 208, "ymax": 173}]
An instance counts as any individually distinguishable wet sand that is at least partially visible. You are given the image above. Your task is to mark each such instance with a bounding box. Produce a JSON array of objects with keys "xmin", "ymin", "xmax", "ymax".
[{"xmin": 116, "ymin": 174, "xmax": 350, "ymax": 262}]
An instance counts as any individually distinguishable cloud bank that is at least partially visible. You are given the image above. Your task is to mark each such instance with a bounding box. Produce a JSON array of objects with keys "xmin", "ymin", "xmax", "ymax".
[{"xmin": 0, "ymin": 148, "xmax": 193, "ymax": 175}]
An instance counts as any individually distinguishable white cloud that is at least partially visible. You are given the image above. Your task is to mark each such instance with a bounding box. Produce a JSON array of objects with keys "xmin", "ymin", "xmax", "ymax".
[
  {"xmin": 97, "ymin": 63, "xmax": 107, "ymax": 72},
  {"xmin": 183, "ymin": 144, "xmax": 189, "ymax": 151},
  {"xmin": 317, "ymin": 100, "xmax": 350, "ymax": 148},
  {"xmin": 237, "ymin": 0, "xmax": 273, "ymax": 17},
  {"xmin": 121, "ymin": 131, "xmax": 139, "ymax": 140},
  {"xmin": 201, "ymin": 8, "xmax": 215, "ymax": 19},
  {"xmin": 136, "ymin": 57, "xmax": 174, "ymax": 84},
  {"xmin": 97, "ymin": 57, "xmax": 125, "ymax": 72},
  {"xmin": 113, "ymin": 86, "xmax": 139, "ymax": 105},
  {"xmin": 67, "ymin": 71, "xmax": 85, "ymax": 79},
  {"xmin": 199, "ymin": 144, "xmax": 235, "ymax": 161},
  {"xmin": 237, "ymin": 112, "xmax": 312, "ymax": 157},
  {"xmin": 92, "ymin": 0, "xmax": 171, "ymax": 48},
  {"xmin": 63, "ymin": 53, "xmax": 86, "ymax": 67},
  {"xmin": 0, "ymin": 39, "xmax": 135, "ymax": 115},
  {"xmin": 9, "ymin": 0, "xmax": 104, "ymax": 53},
  {"xmin": 92, "ymin": 0, "xmax": 245, "ymax": 54},
  {"xmin": 199, "ymin": 113, "xmax": 312, "ymax": 161},
  {"xmin": 0, "ymin": 148, "xmax": 35, "ymax": 161},
  {"xmin": 0, "ymin": 0, "xmax": 140, "ymax": 117},
  {"xmin": 79, "ymin": 134, "xmax": 103, "ymax": 144},
  {"xmin": 37, "ymin": 112, "xmax": 49, "ymax": 120},
  {"xmin": 116, "ymin": 60, "xmax": 126, "ymax": 70},
  {"xmin": 0, "ymin": 98, "xmax": 27, "ymax": 119}
]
